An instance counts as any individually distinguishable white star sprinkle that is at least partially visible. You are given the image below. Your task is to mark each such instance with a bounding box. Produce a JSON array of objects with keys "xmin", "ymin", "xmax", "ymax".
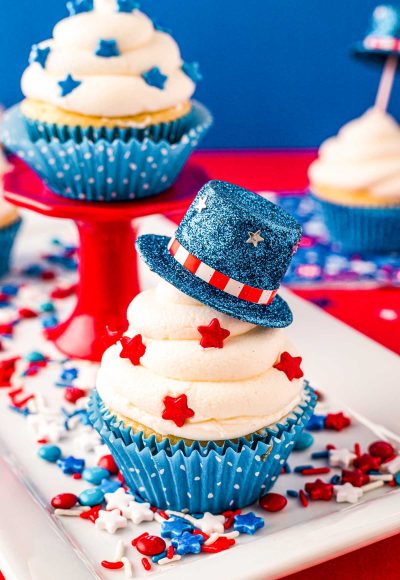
[
  {"xmin": 195, "ymin": 512, "xmax": 225, "ymax": 535},
  {"xmin": 329, "ymin": 448, "xmax": 356, "ymax": 469},
  {"xmin": 73, "ymin": 427, "xmax": 102, "ymax": 453},
  {"xmin": 27, "ymin": 416, "xmax": 65, "ymax": 443},
  {"xmin": 195, "ymin": 195, "xmax": 208, "ymax": 213},
  {"xmin": 105, "ymin": 488, "xmax": 135, "ymax": 515},
  {"xmin": 334, "ymin": 483, "xmax": 363, "ymax": 504},
  {"xmin": 95, "ymin": 509, "xmax": 127, "ymax": 534},
  {"xmin": 124, "ymin": 500, "xmax": 155, "ymax": 525},
  {"xmin": 246, "ymin": 230, "xmax": 264, "ymax": 248}
]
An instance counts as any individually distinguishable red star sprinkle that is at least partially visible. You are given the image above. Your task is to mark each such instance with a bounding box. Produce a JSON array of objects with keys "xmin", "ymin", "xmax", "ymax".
[
  {"xmin": 80, "ymin": 505, "xmax": 102, "ymax": 523},
  {"xmin": 0, "ymin": 357, "xmax": 19, "ymax": 387},
  {"xmin": 201, "ymin": 537, "xmax": 236, "ymax": 553},
  {"xmin": 341, "ymin": 469, "xmax": 370, "ymax": 487},
  {"xmin": 197, "ymin": 318, "xmax": 230, "ymax": 349},
  {"xmin": 273, "ymin": 352, "xmax": 304, "ymax": 381},
  {"xmin": 304, "ymin": 479, "xmax": 334, "ymax": 501},
  {"xmin": 120, "ymin": 335, "xmax": 146, "ymax": 366},
  {"xmin": 353, "ymin": 453, "xmax": 382, "ymax": 473},
  {"xmin": 324, "ymin": 412, "xmax": 351, "ymax": 431},
  {"xmin": 162, "ymin": 394, "xmax": 195, "ymax": 427}
]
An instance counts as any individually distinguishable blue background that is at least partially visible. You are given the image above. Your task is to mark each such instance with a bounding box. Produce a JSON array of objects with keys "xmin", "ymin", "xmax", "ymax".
[{"xmin": 1, "ymin": 0, "xmax": 398, "ymax": 148}]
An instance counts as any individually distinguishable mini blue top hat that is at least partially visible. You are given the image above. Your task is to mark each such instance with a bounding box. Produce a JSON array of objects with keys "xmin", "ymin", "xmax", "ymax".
[
  {"xmin": 137, "ymin": 180, "xmax": 302, "ymax": 328},
  {"xmin": 354, "ymin": 4, "xmax": 400, "ymax": 62}
]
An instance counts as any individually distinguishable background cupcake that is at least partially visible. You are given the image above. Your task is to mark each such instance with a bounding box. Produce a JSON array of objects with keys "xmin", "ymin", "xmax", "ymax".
[
  {"xmin": 89, "ymin": 181, "xmax": 316, "ymax": 513},
  {"xmin": 309, "ymin": 108, "xmax": 400, "ymax": 254},
  {"xmin": 0, "ymin": 149, "xmax": 21, "ymax": 278},
  {"xmin": 1, "ymin": 0, "xmax": 211, "ymax": 201}
]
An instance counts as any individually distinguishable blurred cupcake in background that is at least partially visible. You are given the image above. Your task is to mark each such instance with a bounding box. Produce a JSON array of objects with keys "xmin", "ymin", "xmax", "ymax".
[
  {"xmin": 309, "ymin": 108, "xmax": 400, "ymax": 254},
  {"xmin": 1, "ymin": 0, "xmax": 212, "ymax": 202},
  {"xmin": 0, "ymin": 149, "xmax": 21, "ymax": 277}
]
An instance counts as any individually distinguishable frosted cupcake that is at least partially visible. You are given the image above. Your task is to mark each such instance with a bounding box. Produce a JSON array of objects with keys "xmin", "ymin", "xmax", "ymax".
[
  {"xmin": 309, "ymin": 108, "xmax": 400, "ymax": 253},
  {"xmin": 1, "ymin": 0, "xmax": 211, "ymax": 201},
  {"xmin": 0, "ymin": 151, "xmax": 21, "ymax": 278},
  {"xmin": 89, "ymin": 181, "xmax": 316, "ymax": 513}
]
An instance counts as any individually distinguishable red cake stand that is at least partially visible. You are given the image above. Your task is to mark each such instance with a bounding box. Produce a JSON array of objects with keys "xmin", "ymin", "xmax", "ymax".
[{"xmin": 4, "ymin": 158, "xmax": 208, "ymax": 361}]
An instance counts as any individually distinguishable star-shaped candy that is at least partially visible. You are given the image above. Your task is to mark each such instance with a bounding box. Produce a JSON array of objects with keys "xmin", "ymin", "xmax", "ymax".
[
  {"xmin": 306, "ymin": 414, "xmax": 326, "ymax": 431},
  {"xmin": 28, "ymin": 416, "xmax": 66, "ymax": 443},
  {"xmin": 195, "ymin": 512, "xmax": 225, "ymax": 535},
  {"xmin": 162, "ymin": 394, "xmax": 194, "ymax": 428},
  {"xmin": 195, "ymin": 195, "xmax": 207, "ymax": 213},
  {"xmin": 304, "ymin": 479, "xmax": 334, "ymax": 501},
  {"xmin": 182, "ymin": 61, "xmax": 203, "ymax": 83},
  {"xmin": 329, "ymin": 448, "xmax": 356, "ymax": 469},
  {"xmin": 334, "ymin": 483, "xmax": 363, "ymax": 504},
  {"xmin": 95, "ymin": 509, "xmax": 127, "ymax": 534},
  {"xmin": 120, "ymin": 334, "xmax": 146, "ymax": 366},
  {"xmin": 197, "ymin": 318, "xmax": 230, "ymax": 349},
  {"xmin": 105, "ymin": 488, "xmax": 134, "ymax": 515},
  {"xmin": 57, "ymin": 455, "xmax": 85, "ymax": 475},
  {"xmin": 96, "ymin": 39, "xmax": 120, "ymax": 58},
  {"xmin": 125, "ymin": 500, "xmax": 154, "ymax": 525},
  {"xmin": 233, "ymin": 512, "xmax": 264, "ymax": 535},
  {"xmin": 341, "ymin": 469, "xmax": 370, "ymax": 487},
  {"xmin": 67, "ymin": 0, "xmax": 93, "ymax": 16},
  {"xmin": 142, "ymin": 67, "xmax": 168, "ymax": 90},
  {"xmin": 202, "ymin": 536, "xmax": 236, "ymax": 553},
  {"xmin": 171, "ymin": 531, "xmax": 204, "ymax": 555},
  {"xmin": 324, "ymin": 412, "xmax": 351, "ymax": 431},
  {"xmin": 273, "ymin": 352, "xmax": 304, "ymax": 381},
  {"xmin": 29, "ymin": 44, "xmax": 51, "ymax": 68},
  {"xmin": 161, "ymin": 518, "xmax": 193, "ymax": 539},
  {"xmin": 246, "ymin": 230, "xmax": 264, "ymax": 248},
  {"xmin": 74, "ymin": 427, "xmax": 102, "ymax": 453},
  {"xmin": 353, "ymin": 453, "xmax": 382, "ymax": 473},
  {"xmin": 58, "ymin": 74, "xmax": 82, "ymax": 97},
  {"xmin": 117, "ymin": 0, "xmax": 140, "ymax": 12}
]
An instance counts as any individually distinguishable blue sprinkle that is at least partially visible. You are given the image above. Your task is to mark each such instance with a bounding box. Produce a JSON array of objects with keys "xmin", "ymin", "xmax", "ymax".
[
  {"xmin": 142, "ymin": 67, "xmax": 167, "ymax": 90},
  {"xmin": 79, "ymin": 488, "xmax": 104, "ymax": 507},
  {"xmin": 98, "ymin": 478, "xmax": 122, "ymax": 494},
  {"xmin": 283, "ymin": 463, "xmax": 291, "ymax": 474},
  {"xmin": 40, "ymin": 315, "xmax": 59, "ymax": 329},
  {"xmin": 58, "ymin": 74, "xmax": 82, "ymax": 97},
  {"xmin": 96, "ymin": 39, "xmax": 120, "ymax": 58},
  {"xmin": 311, "ymin": 450, "xmax": 330, "ymax": 460},
  {"xmin": 39, "ymin": 302, "xmax": 55, "ymax": 313},
  {"xmin": 38, "ymin": 444, "xmax": 62, "ymax": 463},
  {"xmin": 161, "ymin": 518, "xmax": 193, "ymax": 539},
  {"xmin": 294, "ymin": 432, "xmax": 314, "ymax": 451},
  {"xmin": 8, "ymin": 405, "xmax": 30, "ymax": 416},
  {"xmin": 171, "ymin": 531, "xmax": 204, "ymax": 555},
  {"xmin": 395, "ymin": 473, "xmax": 400, "ymax": 486},
  {"xmin": 82, "ymin": 467, "xmax": 110, "ymax": 486},
  {"xmin": 306, "ymin": 414, "xmax": 326, "ymax": 431},
  {"xmin": 294, "ymin": 464, "xmax": 314, "ymax": 473},
  {"xmin": 330, "ymin": 475, "xmax": 341, "ymax": 485},
  {"xmin": 1, "ymin": 284, "xmax": 19, "ymax": 296},
  {"xmin": 25, "ymin": 351, "xmax": 46, "ymax": 363},
  {"xmin": 234, "ymin": 512, "xmax": 265, "ymax": 535},
  {"xmin": 23, "ymin": 264, "xmax": 44, "ymax": 277},
  {"xmin": 286, "ymin": 490, "xmax": 299, "ymax": 498},
  {"xmin": 57, "ymin": 456, "xmax": 85, "ymax": 475},
  {"xmin": 152, "ymin": 551, "xmax": 167, "ymax": 564}
]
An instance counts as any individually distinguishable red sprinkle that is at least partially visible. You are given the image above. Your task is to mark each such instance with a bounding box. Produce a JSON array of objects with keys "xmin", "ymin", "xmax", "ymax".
[
  {"xmin": 324, "ymin": 412, "xmax": 351, "ymax": 431},
  {"xmin": 51, "ymin": 493, "xmax": 78, "ymax": 509},
  {"xmin": 326, "ymin": 444, "xmax": 336, "ymax": 451},
  {"xmin": 18, "ymin": 308, "xmax": 37, "ymax": 319},
  {"xmin": 305, "ymin": 479, "xmax": 334, "ymax": 501},
  {"xmin": 299, "ymin": 490, "xmax": 309, "ymax": 507},
  {"xmin": 141, "ymin": 558, "xmax": 151, "ymax": 571},
  {"xmin": 167, "ymin": 546, "xmax": 175, "ymax": 560},
  {"xmin": 353, "ymin": 453, "xmax": 382, "ymax": 473},
  {"xmin": 37, "ymin": 438, "xmax": 48, "ymax": 444},
  {"xmin": 72, "ymin": 473, "xmax": 82, "ymax": 480},
  {"xmin": 51, "ymin": 284, "xmax": 78, "ymax": 299},
  {"xmin": 64, "ymin": 387, "xmax": 86, "ymax": 404},
  {"xmin": 101, "ymin": 561, "xmax": 124, "ymax": 570},
  {"xmin": 341, "ymin": 469, "xmax": 370, "ymax": 488},
  {"xmin": 117, "ymin": 471, "xmax": 125, "ymax": 484},
  {"xmin": 12, "ymin": 394, "xmax": 35, "ymax": 408},
  {"xmin": 369, "ymin": 441, "xmax": 395, "ymax": 461},
  {"xmin": 354, "ymin": 443, "xmax": 362, "ymax": 458},
  {"xmin": 202, "ymin": 537, "xmax": 235, "ymax": 553},
  {"xmin": 301, "ymin": 467, "xmax": 331, "ymax": 476},
  {"xmin": 158, "ymin": 510, "xmax": 169, "ymax": 520},
  {"xmin": 259, "ymin": 493, "xmax": 288, "ymax": 512},
  {"xmin": 40, "ymin": 270, "xmax": 56, "ymax": 281},
  {"xmin": 80, "ymin": 505, "xmax": 102, "ymax": 523}
]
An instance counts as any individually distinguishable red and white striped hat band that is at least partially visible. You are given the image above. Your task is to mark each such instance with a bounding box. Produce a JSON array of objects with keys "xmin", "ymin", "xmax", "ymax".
[
  {"xmin": 364, "ymin": 36, "xmax": 400, "ymax": 52},
  {"xmin": 168, "ymin": 238, "xmax": 279, "ymax": 306}
]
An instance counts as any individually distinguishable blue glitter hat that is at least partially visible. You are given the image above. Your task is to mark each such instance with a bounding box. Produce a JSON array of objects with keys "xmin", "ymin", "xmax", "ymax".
[
  {"xmin": 137, "ymin": 181, "xmax": 302, "ymax": 327},
  {"xmin": 354, "ymin": 5, "xmax": 400, "ymax": 61}
]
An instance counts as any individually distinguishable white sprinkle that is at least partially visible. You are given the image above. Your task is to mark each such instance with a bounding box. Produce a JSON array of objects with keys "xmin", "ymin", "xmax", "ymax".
[
  {"xmin": 121, "ymin": 557, "xmax": 133, "ymax": 577},
  {"xmin": 114, "ymin": 540, "xmax": 126, "ymax": 561},
  {"xmin": 158, "ymin": 555, "xmax": 181, "ymax": 566},
  {"xmin": 362, "ymin": 480, "xmax": 385, "ymax": 493},
  {"xmin": 55, "ymin": 507, "xmax": 90, "ymax": 517},
  {"xmin": 369, "ymin": 474, "xmax": 394, "ymax": 482}
]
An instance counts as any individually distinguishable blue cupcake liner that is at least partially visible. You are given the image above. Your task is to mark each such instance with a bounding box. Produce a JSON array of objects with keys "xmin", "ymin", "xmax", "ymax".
[
  {"xmin": 0, "ymin": 219, "xmax": 22, "ymax": 278},
  {"xmin": 24, "ymin": 108, "xmax": 194, "ymax": 145},
  {"xmin": 311, "ymin": 193, "xmax": 400, "ymax": 254},
  {"xmin": 88, "ymin": 384, "xmax": 316, "ymax": 514},
  {"xmin": 1, "ymin": 103, "xmax": 212, "ymax": 202}
]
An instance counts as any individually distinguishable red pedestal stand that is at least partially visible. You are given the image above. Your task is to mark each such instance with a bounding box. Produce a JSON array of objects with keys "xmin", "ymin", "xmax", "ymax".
[{"xmin": 4, "ymin": 158, "xmax": 208, "ymax": 361}]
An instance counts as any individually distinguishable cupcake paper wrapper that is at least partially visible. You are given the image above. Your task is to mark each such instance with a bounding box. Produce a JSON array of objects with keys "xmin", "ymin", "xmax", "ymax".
[
  {"xmin": 1, "ymin": 103, "xmax": 212, "ymax": 202},
  {"xmin": 0, "ymin": 219, "xmax": 22, "ymax": 278},
  {"xmin": 312, "ymin": 194, "xmax": 400, "ymax": 254},
  {"xmin": 88, "ymin": 384, "xmax": 316, "ymax": 514},
  {"xmin": 24, "ymin": 109, "xmax": 194, "ymax": 145}
]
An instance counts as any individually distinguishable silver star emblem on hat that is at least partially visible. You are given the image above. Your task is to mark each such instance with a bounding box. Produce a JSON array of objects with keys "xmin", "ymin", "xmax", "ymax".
[
  {"xmin": 246, "ymin": 230, "xmax": 264, "ymax": 248},
  {"xmin": 195, "ymin": 195, "xmax": 208, "ymax": 213}
]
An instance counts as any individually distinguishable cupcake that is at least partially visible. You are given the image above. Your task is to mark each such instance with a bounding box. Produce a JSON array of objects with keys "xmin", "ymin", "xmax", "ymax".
[
  {"xmin": 0, "ymin": 151, "xmax": 21, "ymax": 278},
  {"xmin": 89, "ymin": 181, "xmax": 316, "ymax": 514},
  {"xmin": 309, "ymin": 108, "xmax": 400, "ymax": 254},
  {"xmin": 1, "ymin": 0, "xmax": 211, "ymax": 201}
]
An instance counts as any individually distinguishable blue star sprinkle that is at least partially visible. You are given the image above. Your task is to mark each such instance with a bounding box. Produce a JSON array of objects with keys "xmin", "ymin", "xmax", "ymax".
[
  {"xmin": 29, "ymin": 44, "xmax": 51, "ymax": 69},
  {"xmin": 233, "ymin": 512, "xmax": 265, "ymax": 535},
  {"xmin": 117, "ymin": 0, "xmax": 140, "ymax": 13},
  {"xmin": 57, "ymin": 456, "xmax": 85, "ymax": 475},
  {"xmin": 66, "ymin": 0, "xmax": 93, "ymax": 16},
  {"xmin": 306, "ymin": 414, "xmax": 326, "ymax": 432},
  {"xmin": 182, "ymin": 61, "xmax": 203, "ymax": 83},
  {"xmin": 171, "ymin": 531, "xmax": 204, "ymax": 555},
  {"xmin": 142, "ymin": 67, "xmax": 168, "ymax": 90},
  {"xmin": 95, "ymin": 39, "xmax": 120, "ymax": 58},
  {"xmin": 56, "ymin": 367, "xmax": 79, "ymax": 387},
  {"xmin": 161, "ymin": 518, "xmax": 193, "ymax": 539},
  {"xmin": 58, "ymin": 74, "xmax": 82, "ymax": 97}
]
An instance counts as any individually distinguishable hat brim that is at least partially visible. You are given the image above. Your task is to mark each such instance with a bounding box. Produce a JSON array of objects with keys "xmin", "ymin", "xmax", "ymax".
[{"xmin": 137, "ymin": 235, "xmax": 293, "ymax": 328}]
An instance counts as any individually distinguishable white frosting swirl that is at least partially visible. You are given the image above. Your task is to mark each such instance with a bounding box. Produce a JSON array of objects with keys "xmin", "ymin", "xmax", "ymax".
[
  {"xmin": 309, "ymin": 108, "xmax": 400, "ymax": 200},
  {"xmin": 97, "ymin": 282, "xmax": 305, "ymax": 440},
  {"xmin": 21, "ymin": 3, "xmax": 195, "ymax": 118}
]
